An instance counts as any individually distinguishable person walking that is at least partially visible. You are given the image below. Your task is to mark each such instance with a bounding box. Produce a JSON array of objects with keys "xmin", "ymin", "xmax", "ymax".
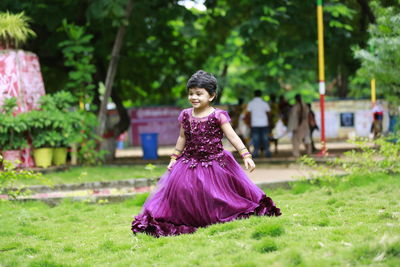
[
  {"xmin": 131, "ymin": 70, "xmax": 281, "ymax": 237},
  {"xmin": 371, "ymin": 101, "xmax": 384, "ymax": 139},
  {"xmin": 288, "ymin": 94, "xmax": 312, "ymax": 157},
  {"xmin": 247, "ymin": 90, "xmax": 272, "ymax": 158}
]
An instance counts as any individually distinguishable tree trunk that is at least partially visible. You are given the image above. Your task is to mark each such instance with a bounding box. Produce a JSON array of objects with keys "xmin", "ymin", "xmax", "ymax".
[
  {"xmin": 337, "ymin": 70, "xmax": 348, "ymax": 98},
  {"xmin": 357, "ymin": 0, "xmax": 376, "ymax": 33},
  {"xmin": 97, "ymin": 0, "xmax": 133, "ymax": 136},
  {"xmin": 97, "ymin": 0, "xmax": 134, "ymax": 157}
]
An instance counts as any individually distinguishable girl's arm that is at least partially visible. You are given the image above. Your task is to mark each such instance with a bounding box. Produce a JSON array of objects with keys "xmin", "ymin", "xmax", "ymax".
[
  {"xmin": 221, "ymin": 121, "xmax": 256, "ymax": 172},
  {"xmin": 167, "ymin": 125, "xmax": 185, "ymax": 170}
]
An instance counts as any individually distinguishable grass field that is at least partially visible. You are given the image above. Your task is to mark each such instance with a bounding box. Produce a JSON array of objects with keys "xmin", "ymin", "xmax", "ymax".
[
  {"xmin": 0, "ymin": 172, "xmax": 399, "ymax": 266},
  {"xmin": 23, "ymin": 165, "xmax": 168, "ymax": 186}
]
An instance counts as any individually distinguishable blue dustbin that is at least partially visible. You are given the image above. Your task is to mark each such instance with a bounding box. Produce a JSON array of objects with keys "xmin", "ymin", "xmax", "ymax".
[{"xmin": 140, "ymin": 133, "xmax": 158, "ymax": 160}]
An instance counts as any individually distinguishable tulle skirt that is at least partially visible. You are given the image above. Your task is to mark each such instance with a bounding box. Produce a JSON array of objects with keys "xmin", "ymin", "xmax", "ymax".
[{"xmin": 131, "ymin": 150, "xmax": 281, "ymax": 237}]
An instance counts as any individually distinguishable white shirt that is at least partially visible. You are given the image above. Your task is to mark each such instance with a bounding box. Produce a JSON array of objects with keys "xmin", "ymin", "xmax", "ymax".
[
  {"xmin": 247, "ymin": 97, "xmax": 271, "ymax": 127},
  {"xmin": 372, "ymin": 104, "xmax": 384, "ymax": 113}
]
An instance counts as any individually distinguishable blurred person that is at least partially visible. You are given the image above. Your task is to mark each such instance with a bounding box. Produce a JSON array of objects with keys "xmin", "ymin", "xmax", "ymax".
[
  {"xmin": 371, "ymin": 101, "xmax": 384, "ymax": 139},
  {"xmin": 288, "ymin": 94, "xmax": 312, "ymax": 157},
  {"xmin": 247, "ymin": 90, "xmax": 272, "ymax": 158}
]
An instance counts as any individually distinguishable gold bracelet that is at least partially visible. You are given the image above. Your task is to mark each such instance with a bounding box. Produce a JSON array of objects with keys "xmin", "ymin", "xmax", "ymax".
[
  {"xmin": 170, "ymin": 152, "xmax": 180, "ymax": 160},
  {"xmin": 240, "ymin": 148, "xmax": 249, "ymax": 155},
  {"xmin": 173, "ymin": 149, "xmax": 182, "ymax": 156}
]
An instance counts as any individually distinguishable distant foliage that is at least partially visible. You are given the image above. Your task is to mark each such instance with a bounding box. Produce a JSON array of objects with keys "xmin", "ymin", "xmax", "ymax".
[
  {"xmin": 353, "ymin": 2, "xmax": 400, "ymax": 102},
  {"xmin": 299, "ymin": 136, "xmax": 400, "ymax": 186},
  {"xmin": 339, "ymin": 136, "xmax": 400, "ymax": 175},
  {"xmin": 76, "ymin": 111, "xmax": 108, "ymax": 165},
  {"xmin": 58, "ymin": 20, "xmax": 96, "ymax": 106}
]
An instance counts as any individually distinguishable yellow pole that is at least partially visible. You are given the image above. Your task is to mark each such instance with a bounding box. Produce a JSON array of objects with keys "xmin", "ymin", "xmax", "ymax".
[
  {"xmin": 317, "ymin": 0, "xmax": 327, "ymax": 155},
  {"xmin": 371, "ymin": 78, "xmax": 376, "ymax": 104},
  {"xmin": 317, "ymin": 4, "xmax": 325, "ymax": 82},
  {"xmin": 370, "ymin": 44, "xmax": 376, "ymax": 105},
  {"xmin": 79, "ymin": 96, "xmax": 84, "ymax": 110}
]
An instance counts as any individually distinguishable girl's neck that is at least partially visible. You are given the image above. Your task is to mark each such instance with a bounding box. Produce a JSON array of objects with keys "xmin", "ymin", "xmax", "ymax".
[{"xmin": 192, "ymin": 106, "xmax": 215, "ymax": 117}]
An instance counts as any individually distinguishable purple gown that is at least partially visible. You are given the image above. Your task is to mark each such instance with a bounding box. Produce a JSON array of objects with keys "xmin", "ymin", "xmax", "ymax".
[{"xmin": 131, "ymin": 108, "xmax": 281, "ymax": 237}]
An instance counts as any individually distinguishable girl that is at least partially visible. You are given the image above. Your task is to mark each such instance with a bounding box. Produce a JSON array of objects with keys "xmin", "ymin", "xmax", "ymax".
[{"xmin": 131, "ymin": 70, "xmax": 281, "ymax": 237}]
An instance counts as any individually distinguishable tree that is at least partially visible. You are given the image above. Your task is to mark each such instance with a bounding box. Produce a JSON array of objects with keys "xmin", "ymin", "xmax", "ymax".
[
  {"xmin": 353, "ymin": 1, "xmax": 400, "ymax": 103},
  {"xmin": 96, "ymin": 0, "xmax": 133, "ymax": 148}
]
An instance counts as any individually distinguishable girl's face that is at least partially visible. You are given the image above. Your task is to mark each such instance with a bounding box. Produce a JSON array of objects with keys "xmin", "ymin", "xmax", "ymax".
[{"xmin": 188, "ymin": 88, "xmax": 215, "ymax": 109}]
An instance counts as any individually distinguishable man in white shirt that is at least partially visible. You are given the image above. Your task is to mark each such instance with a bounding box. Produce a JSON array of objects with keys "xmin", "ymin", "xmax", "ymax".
[{"xmin": 247, "ymin": 90, "xmax": 271, "ymax": 158}]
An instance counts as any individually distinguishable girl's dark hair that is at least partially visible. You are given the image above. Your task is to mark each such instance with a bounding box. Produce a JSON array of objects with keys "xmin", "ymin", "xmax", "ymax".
[{"xmin": 186, "ymin": 70, "xmax": 218, "ymax": 96}]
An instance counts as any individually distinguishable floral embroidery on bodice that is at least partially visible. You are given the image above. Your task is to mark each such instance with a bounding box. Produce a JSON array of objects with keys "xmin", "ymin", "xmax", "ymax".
[{"xmin": 178, "ymin": 108, "xmax": 230, "ymax": 168}]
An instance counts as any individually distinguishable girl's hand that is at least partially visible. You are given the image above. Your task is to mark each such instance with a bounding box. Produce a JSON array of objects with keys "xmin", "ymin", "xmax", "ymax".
[
  {"xmin": 167, "ymin": 158, "xmax": 177, "ymax": 170},
  {"xmin": 243, "ymin": 157, "xmax": 256, "ymax": 172}
]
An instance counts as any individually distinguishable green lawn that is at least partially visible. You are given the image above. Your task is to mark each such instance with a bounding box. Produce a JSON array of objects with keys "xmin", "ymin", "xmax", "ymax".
[
  {"xmin": 26, "ymin": 165, "xmax": 167, "ymax": 186},
  {"xmin": 0, "ymin": 173, "xmax": 399, "ymax": 266}
]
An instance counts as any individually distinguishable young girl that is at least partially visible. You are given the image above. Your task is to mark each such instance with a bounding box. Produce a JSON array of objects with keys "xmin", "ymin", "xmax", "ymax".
[{"xmin": 131, "ymin": 70, "xmax": 281, "ymax": 237}]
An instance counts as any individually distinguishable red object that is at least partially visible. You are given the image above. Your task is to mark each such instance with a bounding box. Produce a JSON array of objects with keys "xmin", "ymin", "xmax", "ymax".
[
  {"xmin": 0, "ymin": 50, "xmax": 46, "ymax": 167},
  {"xmin": 2, "ymin": 150, "xmax": 22, "ymax": 167}
]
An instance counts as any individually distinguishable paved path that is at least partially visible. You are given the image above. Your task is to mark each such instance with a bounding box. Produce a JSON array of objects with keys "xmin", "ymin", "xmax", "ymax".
[{"xmin": 248, "ymin": 167, "xmax": 308, "ymax": 183}]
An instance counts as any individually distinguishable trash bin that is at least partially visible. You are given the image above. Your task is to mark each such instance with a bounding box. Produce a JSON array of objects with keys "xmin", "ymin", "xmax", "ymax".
[
  {"xmin": 140, "ymin": 133, "xmax": 158, "ymax": 160},
  {"xmin": 116, "ymin": 140, "xmax": 124, "ymax": 150}
]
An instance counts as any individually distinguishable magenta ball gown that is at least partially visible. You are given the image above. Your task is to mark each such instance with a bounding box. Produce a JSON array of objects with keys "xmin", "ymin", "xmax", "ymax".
[{"xmin": 131, "ymin": 108, "xmax": 281, "ymax": 237}]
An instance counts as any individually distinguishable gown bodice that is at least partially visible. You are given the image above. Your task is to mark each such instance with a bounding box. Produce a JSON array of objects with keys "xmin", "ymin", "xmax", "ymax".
[{"xmin": 178, "ymin": 108, "xmax": 230, "ymax": 168}]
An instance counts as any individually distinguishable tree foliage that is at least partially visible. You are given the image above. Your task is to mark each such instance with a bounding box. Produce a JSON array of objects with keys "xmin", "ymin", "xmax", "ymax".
[
  {"xmin": 353, "ymin": 1, "xmax": 400, "ymax": 103},
  {"xmin": 1, "ymin": 0, "xmax": 396, "ymax": 106},
  {"xmin": 58, "ymin": 20, "xmax": 96, "ymax": 105}
]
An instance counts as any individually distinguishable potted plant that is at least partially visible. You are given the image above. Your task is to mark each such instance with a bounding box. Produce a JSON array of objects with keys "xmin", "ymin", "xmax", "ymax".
[
  {"xmin": 0, "ymin": 98, "xmax": 28, "ymax": 166},
  {"xmin": 42, "ymin": 91, "xmax": 81, "ymax": 166},
  {"xmin": 26, "ymin": 109, "xmax": 60, "ymax": 168},
  {"xmin": 27, "ymin": 92, "xmax": 82, "ymax": 167},
  {"xmin": 51, "ymin": 110, "xmax": 83, "ymax": 166}
]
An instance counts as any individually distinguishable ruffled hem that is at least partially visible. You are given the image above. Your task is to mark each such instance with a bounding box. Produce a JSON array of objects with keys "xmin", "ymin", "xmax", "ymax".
[
  {"xmin": 237, "ymin": 195, "xmax": 281, "ymax": 219},
  {"xmin": 131, "ymin": 195, "xmax": 281, "ymax": 238},
  {"xmin": 131, "ymin": 211, "xmax": 197, "ymax": 238}
]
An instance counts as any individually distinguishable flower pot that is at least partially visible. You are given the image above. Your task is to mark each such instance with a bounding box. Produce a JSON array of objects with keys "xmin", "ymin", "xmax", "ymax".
[
  {"xmin": 33, "ymin": 148, "xmax": 53, "ymax": 168},
  {"xmin": 53, "ymin": 147, "xmax": 68, "ymax": 166},
  {"xmin": 2, "ymin": 150, "xmax": 21, "ymax": 167}
]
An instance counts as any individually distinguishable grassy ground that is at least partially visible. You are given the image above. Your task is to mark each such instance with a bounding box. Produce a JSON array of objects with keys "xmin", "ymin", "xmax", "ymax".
[
  {"xmin": 0, "ymin": 172, "xmax": 399, "ymax": 266},
  {"xmin": 25, "ymin": 165, "xmax": 167, "ymax": 186}
]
